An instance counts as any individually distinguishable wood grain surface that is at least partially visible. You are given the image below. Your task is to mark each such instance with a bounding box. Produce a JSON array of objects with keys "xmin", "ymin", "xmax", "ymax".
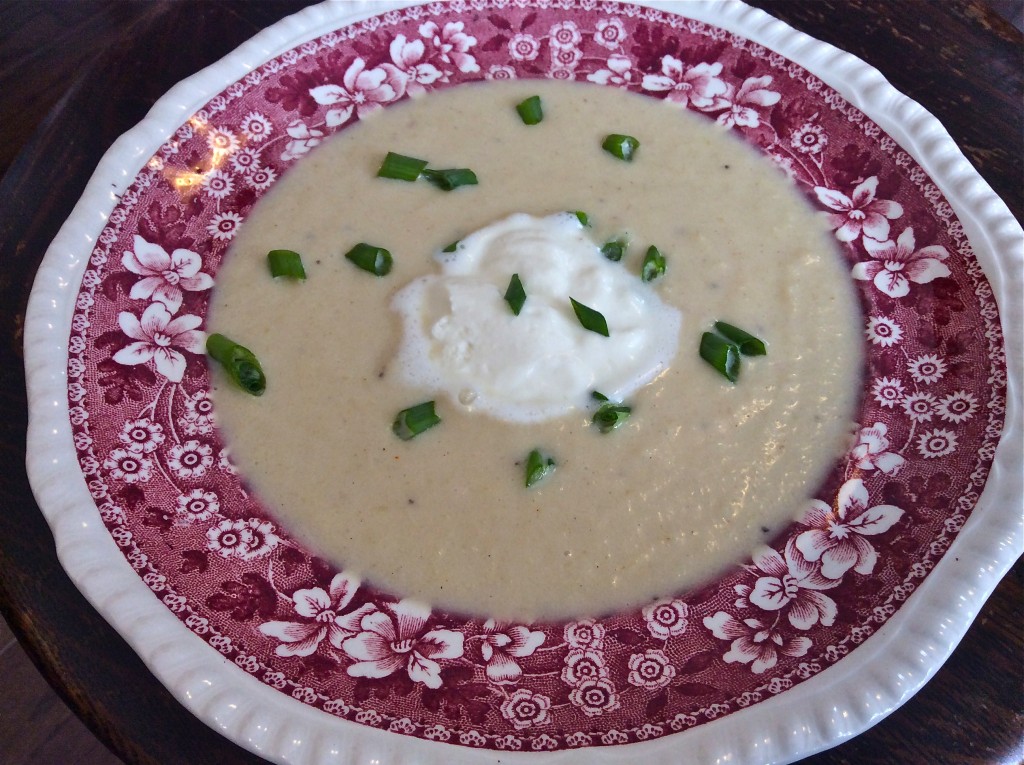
[{"xmin": 0, "ymin": 2, "xmax": 1020, "ymax": 764}]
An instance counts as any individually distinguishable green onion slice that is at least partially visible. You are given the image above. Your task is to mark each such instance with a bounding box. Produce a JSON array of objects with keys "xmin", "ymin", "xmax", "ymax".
[
  {"xmin": 267, "ymin": 249, "xmax": 306, "ymax": 280},
  {"xmin": 516, "ymin": 95, "xmax": 543, "ymax": 125},
  {"xmin": 601, "ymin": 235, "xmax": 629, "ymax": 262},
  {"xmin": 345, "ymin": 243, "xmax": 393, "ymax": 276},
  {"xmin": 525, "ymin": 448, "xmax": 556, "ymax": 487},
  {"xmin": 377, "ymin": 152, "xmax": 429, "ymax": 181},
  {"xmin": 442, "ymin": 240, "xmax": 460, "ymax": 253},
  {"xmin": 393, "ymin": 401, "xmax": 441, "ymax": 440},
  {"xmin": 570, "ymin": 297, "xmax": 609, "ymax": 337},
  {"xmin": 206, "ymin": 333, "xmax": 266, "ymax": 396},
  {"xmin": 641, "ymin": 245, "xmax": 666, "ymax": 282},
  {"xmin": 504, "ymin": 273, "xmax": 526, "ymax": 316},
  {"xmin": 602, "ymin": 133, "xmax": 640, "ymax": 161},
  {"xmin": 572, "ymin": 210, "xmax": 590, "ymax": 227},
  {"xmin": 714, "ymin": 321, "xmax": 767, "ymax": 356},
  {"xmin": 700, "ymin": 331, "xmax": 741, "ymax": 383},
  {"xmin": 593, "ymin": 402, "xmax": 632, "ymax": 433},
  {"xmin": 591, "ymin": 390, "xmax": 609, "ymax": 402},
  {"xmin": 421, "ymin": 167, "xmax": 478, "ymax": 191}
]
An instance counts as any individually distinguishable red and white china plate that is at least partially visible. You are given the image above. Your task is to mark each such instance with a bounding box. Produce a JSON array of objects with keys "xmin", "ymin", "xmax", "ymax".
[{"xmin": 24, "ymin": 1, "xmax": 1023, "ymax": 763}]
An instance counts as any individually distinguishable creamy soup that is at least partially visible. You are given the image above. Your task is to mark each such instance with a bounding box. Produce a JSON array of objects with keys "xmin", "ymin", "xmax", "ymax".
[{"xmin": 209, "ymin": 80, "xmax": 862, "ymax": 621}]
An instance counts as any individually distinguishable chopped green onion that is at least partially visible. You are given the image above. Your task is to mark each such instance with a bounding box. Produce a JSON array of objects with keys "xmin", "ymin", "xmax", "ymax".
[
  {"xmin": 516, "ymin": 95, "xmax": 544, "ymax": 125},
  {"xmin": 641, "ymin": 245, "xmax": 666, "ymax": 282},
  {"xmin": 345, "ymin": 243, "xmax": 393, "ymax": 276},
  {"xmin": 421, "ymin": 167, "xmax": 478, "ymax": 191},
  {"xmin": 442, "ymin": 240, "xmax": 460, "ymax": 253},
  {"xmin": 267, "ymin": 249, "xmax": 306, "ymax": 280},
  {"xmin": 393, "ymin": 401, "xmax": 441, "ymax": 440},
  {"xmin": 525, "ymin": 449, "xmax": 555, "ymax": 487},
  {"xmin": 206, "ymin": 333, "xmax": 266, "ymax": 396},
  {"xmin": 570, "ymin": 297, "xmax": 609, "ymax": 337},
  {"xmin": 504, "ymin": 273, "xmax": 526, "ymax": 316},
  {"xmin": 601, "ymin": 235, "xmax": 629, "ymax": 262},
  {"xmin": 572, "ymin": 210, "xmax": 590, "ymax": 227},
  {"xmin": 714, "ymin": 321, "xmax": 767, "ymax": 356},
  {"xmin": 377, "ymin": 152, "xmax": 429, "ymax": 181},
  {"xmin": 700, "ymin": 331, "xmax": 741, "ymax": 383},
  {"xmin": 591, "ymin": 390, "xmax": 609, "ymax": 402},
  {"xmin": 593, "ymin": 402, "xmax": 632, "ymax": 433},
  {"xmin": 602, "ymin": 133, "xmax": 640, "ymax": 161}
]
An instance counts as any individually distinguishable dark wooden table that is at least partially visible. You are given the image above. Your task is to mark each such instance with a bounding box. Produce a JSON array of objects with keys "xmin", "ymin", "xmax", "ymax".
[{"xmin": 0, "ymin": 2, "xmax": 1020, "ymax": 763}]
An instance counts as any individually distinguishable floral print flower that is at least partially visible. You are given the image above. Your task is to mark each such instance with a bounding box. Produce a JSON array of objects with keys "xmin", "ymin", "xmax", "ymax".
[
  {"xmin": 121, "ymin": 235, "xmax": 214, "ymax": 313},
  {"xmin": 343, "ymin": 600, "xmax": 464, "ymax": 689},
  {"xmin": 240, "ymin": 111, "xmax": 272, "ymax": 142},
  {"xmin": 917, "ymin": 428, "xmax": 958, "ymax": 459},
  {"xmin": 103, "ymin": 448, "xmax": 152, "ymax": 484},
  {"xmin": 238, "ymin": 518, "xmax": 280, "ymax": 560},
  {"xmin": 814, "ymin": 176, "xmax": 903, "ymax": 243},
  {"xmin": 747, "ymin": 542, "xmax": 839, "ymax": 628},
  {"xmin": 112, "ymin": 303, "xmax": 205, "ymax": 384},
  {"xmin": 175, "ymin": 488, "xmax": 220, "ymax": 523},
  {"xmin": 181, "ymin": 389, "xmax": 215, "ymax": 435},
  {"xmin": 936, "ymin": 391, "xmax": 978, "ymax": 423},
  {"xmin": 563, "ymin": 618, "xmax": 605, "ymax": 650},
  {"xmin": 569, "ymin": 678, "xmax": 619, "ymax": 716},
  {"xmin": 118, "ymin": 417, "xmax": 165, "ymax": 453},
  {"xmin": 229, "ymin": 147, "xmax": 260, "ymax": 175},
  {"xmin": 908, "ymin": 353, "xmax": 947, "ymax": 384},
  {"xmin": 259, "ymin": 572, "xmax": 376, "ymax": 657},
  {"xmin": 795, "ymin": 478, "xmax": 904, "ymax": 580},
  {"xmin": 485, "ymin": 64, "xmax": 516, "ymax": 80},
  {"xmin": 550, "ymin": 45, "xmax": 583, "ymax": 70},
  {"xmin": 246, "ymin": 166, "xmax": 278, "ymax": 189},
  {"xmin": 478, "ymin": 619, "xmax": 545, "ymax": 684},
  {"xmin": 309, "ymin": 58, "xmax": 405, "ymax": 127},
  {"xmin": 281, "ymin": 120, "xmax": 324, "ymax": 161},
  {"xmin": 854, "ymin": 227, "xmax": 950, "ymax": 298},
  {"xmin": 791, "ymin": 122, "xmax": 827, "ymax": 154},
  {"xmin": 587, "ymin": 54, "xmax": 633, "ymax": 87},
  {"xmin": 902, "ymin": 392, "xmax": 936, "ymax": 422},
  {"xmin": 499, "ymin": 688, "xmax": 551, "ymax": 730},
  {"xmin": 643, "ymin": 597, "xmax": 689, "ymax": 639},
  {"xmin": 560, "ymin": 649, "xmax": 608, "ymax": 686},
  {"xmin": 167, "ymin": 439, "xmax": 214, "ymax": 479},
  {"xmin": 206, "ymin": 127, "xmax": 238, "ymax": 156},
  {"xmin": 508, "ymin": 33, "xmax": 541, "ymax": 62},
  {"xmin": 641, "ymin": 57, "xmax": 726, "ymax": 109},
  {"xmin": 207, "ymin": 211, "xmax": 243, "ymax": 241},
  {"xmin": 548, "ymin": 21, "xmax": 582, "ymax": 50},
  {"xmin": 850, "ymin": 422, "xmax": 905, "ymax": 475},
  {"xmin": 594, "ymin": 17, "xmax": 626, "ymax": 49},
  {"xmin": 704, "ymin": 611, "xmax": 811, "ymax": 674},
  {"xmin": 711, "ymin": 76, "xmax": 781, "ymax": 128},
  {"xmin": 872, "ymin": 376, "xmax": 905, "ymax": 408},
  {"xmin": 865, "ymin": 316, "xmax": 902, "ymax": 347},
  {"xmin": 419, "ymin": 21, "xmax": 479, "ymax": 73},
  {"xmin": 202, "ymin": 169, "xmax": 234, "ymax": 199},
  {"xmin": 206, "ymin": 519, "xmax": 252, "ymax": 558},
  {"xmin": 389, "ymin": 34, "xmax": 444, "ymax": 96},
  {"xmin": 627, "ymin": 649, "xmax": 676, "ymax": 689}
]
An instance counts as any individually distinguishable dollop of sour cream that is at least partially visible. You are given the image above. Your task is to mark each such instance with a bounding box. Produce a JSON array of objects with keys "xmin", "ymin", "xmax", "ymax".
[{"xmin": 391, "ymin": 213, "xmax": 682, "ymax": 423}]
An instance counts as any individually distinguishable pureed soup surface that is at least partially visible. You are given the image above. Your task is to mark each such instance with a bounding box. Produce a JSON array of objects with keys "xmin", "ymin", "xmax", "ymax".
[{"xmin": 209, "ymin": 80, "xmax": 862, "ymax": 621}]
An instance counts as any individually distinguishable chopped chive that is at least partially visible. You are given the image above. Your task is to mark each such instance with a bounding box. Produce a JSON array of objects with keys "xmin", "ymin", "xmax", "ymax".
[
  {"xmin": 570, "ymin": 297, "xmax": 609, "ymax": 337},
  {"xmin": 593, "ymin": 402, "xmax": 632, "ymax": 433},
  {"xmin": 421, "ymin": 167, "xmax": 478, "ymax": 191},
  {"xmin": 504, "ymin": 273, "xmax": 526, "ymax": 316},
  {"xmin": 572, "ymin": 210, "xmax": 591, "ymax": 227},
  {"xmin": 393, "ymin": 401, "xmax": 441, "ymax": 440},
  {"xmin": 442, "ymin": 240, "xmax": 460, "ymax": 253},
  {"xmin": 206, "ymin": 333, "xmax": 266, "ymax": 396},
  {"xmin": 602, "ymin": 133, "xmax": 640, "ymax": 161},
  {"xmin": 377, "ymin": 152, "xmax": 429, "ymax": 181},
  {"xmin": 515, "ymin": 95, "xmax": 544, "ymax": 125},
  {"xmin": 715, "ymin": 321, "xmax": 767, "ymax": 356},
  {"xmin": 601, "ymin": 235, "xmax": 629, "ymax": 262},
  {"xmin": 641, "ymin": 245, "xmax": 666, "ymax": 282},
  {"xmin": 591, "ymin": 390, "xmax": 609, "ymax": 402},
  {"xmin": 525, "ymin": 448, "xmax": 555, "ymax": 487},
  {"xmin": 345, "ymin": 243, "xmax": 393, "ymax": 276},
  {"xmin": 700, "ymin": 331, "xmax": 741, "ymax": 383},
  {"xmin": 267, "ymin": 249, "xmax": 306, "ymax": 280}
]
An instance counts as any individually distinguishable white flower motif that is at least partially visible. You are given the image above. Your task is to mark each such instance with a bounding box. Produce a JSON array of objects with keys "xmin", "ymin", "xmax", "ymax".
[
  {"xmin": 246, "ymin": 166, "xmax": 278, "ymax": 190},
  {"xmin": 237, "ymin": 518, "xmax": 280, "ymax": 560},
  {"xmin": 103, "ymin": 448, "xmax": 152, "ymax": 484},
  {"xmin": 917, "ymin": 428, "xmax": 958, "ymax": 459},
  {"xmin": 485, "ymin": 64, "xmax": 516, "ymax": 80},
  {"xmin": 853, "ymin": 228, "xmax": 950, "ymax": 298},
  {"xmin": 560, "ymin": 649, "xmax": 608, "ymax": 686},
  {"xmin": 795, "ymin": 479, "xmax": 904, "ymax": 580},
  {"xmin": 548, "ymin": 20, "xmax": 582, "ymax": 50},
  {"xmin": 118, "ymin": 417, "xmax": 165, "ymax": 453},
  {"xmin": 550, "ymin": 45, "xmax": 582, "ymax": 70},
  {"xmin": 563, "ymin": 618, "xmax": 605, "ymax": 650},
  {"xmin": 594, "ymin": 17, "xmax": 626, "ymax": 49},
  {"xmin": 259, "ymin": 572, "xmax": 376, "ymax": 657},
  {"xmin": 175, "ymin": 488, "xmax": 220, "ymax": 523},
  {"xmin": 865, "ymin": 316, "xmax": 902, "ymax": 347},
  {"xmin": 281, "ymin": 120, "xmax": 324, "ymax": 162},
  {"xmin": 508, "ymin": 32, "xmax": 541, "ymax": 62},
  {"xmin": 229, "ymin": 147, "xmax": 260, "ymax": 175},
  {"xmin": 240, "ymin": 111, "xmax": 272, "ymax": 143},
  {"xmin": 568, "ymin": 678, "xmax": 619, "ymax": 716},
  {"xmin": 206, "ymin": 127, "xmax": 238, "ymax": 156},
  {"xmin": 202, "ymin": 169, "xmax": 234, "ymax": 199},
  {"xmin": 871, "ymin": 376, "xmax": 905, "ymax": 408},
  {"xmin": 181, "ymin": 389, "xmax": 215, "ymax": 435},
  {"xmin": 642, "ymin": 597, "xmax": 688, "ymax": 639},
  {"xmin": 627, "ymin": 649, "xmax": 676, "ymax": 689},
  {"xmin": 206, "ymin": 519, "xmax": 251, "ymax": 558},
  {"xmin": 747, "ymin": 541, "xmax": 839, "ymax": 628},
  {"xmin": 207, "ymin": 211, "xmax": 243, "ymax": 242},
  {"xmin": 499, "ymin": 688, "xmax": 551, "ymax": 730},
  {"xmin": 112, "ymin": 303, "xmax": 205, "ymax": 383},
  {"xmin": 389, "ymin": 34, "xmax": 444, "ymax": 96},
  {"xmin": 641, "ymin": 56, "xmax": 726, "ymax": 109},
  {"xmin": 479, "ymin": 619, "xmax": 545, "ymax": 684},
  {"xmin": 850, "ymin": 422, "xmax": 905, "ymax": 475},
  {"xmin": 936, "ymin": 391, "xmax": 978, "ymax": 423},
  {"xmin": 907, "ymin": 353, "xmax": 947, "ymax": 384},
  {"xmin": 791, "ymin": 122, "xmax": 827, "ymax": 154},
  {"xmin": 121, "ymin": 235, "xmax": 214, "ymax": 313},
  {"xmin": 708, "ymin": 75, "xmax": 781, "ymax": 128},
  {"xmin": 343, "ymin": 600, "xmax": 464, "ymax": 689},
  {"xmin": 902, "ymin": 391, "xmax": 937, "ymax": 422},
  {"xmin": 814, "ymin": 176, "xmax": 903, "ymax": 243},
  {"xmin": 167, "ymin": 439, "xmax": 214, "ymax": 479},
  {"xmin": 309, "ymin": 58, "xmax": 405, "ymax": 128},
  {"xmin": 704, "ymin": 611, "xmax": 811, "ymax": 674},
  {"xmin": 419, "ymin": 21, "xmax": 479, "ymax": 73},
  {"xmin": 587, "ymin": 53, "xmax": 633, "ymax": 86}
]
